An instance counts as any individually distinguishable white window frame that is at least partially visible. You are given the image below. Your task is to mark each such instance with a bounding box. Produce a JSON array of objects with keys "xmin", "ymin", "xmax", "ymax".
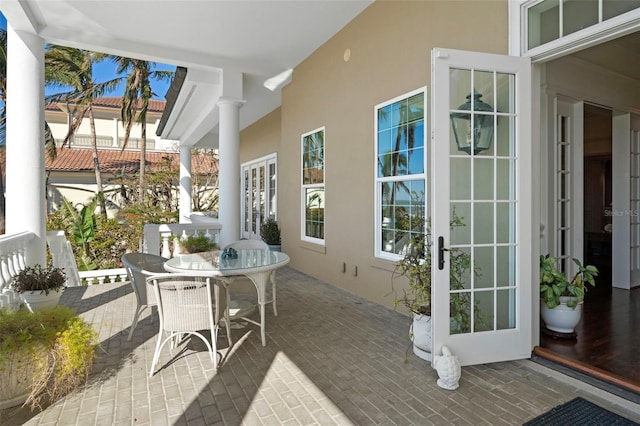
[
  {"xmin": 509, "ymin": 0, "xmax": 640, "ymax": 60},
  {"xmin": 301, "ymin": 127, "xmax": 325, "ymax": 245},
  {"xmin": 374, "ymin": 87, "xmax": 427, "ymax": 261}
]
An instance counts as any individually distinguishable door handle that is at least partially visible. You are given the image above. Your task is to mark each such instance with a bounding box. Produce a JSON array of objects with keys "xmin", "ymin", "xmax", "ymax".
[{"xmin": 437, "ymin": 236, "xmax": 449, "ymax": 270}]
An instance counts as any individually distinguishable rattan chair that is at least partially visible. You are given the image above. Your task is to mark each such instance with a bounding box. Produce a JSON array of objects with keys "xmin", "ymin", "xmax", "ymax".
[
  {"xmin": 147, "ymin": 273, "xmax": 229, "ymax": 376},
  {"xmin": 121, "ymin": 252, "xmax": 168, "ymax": 341}
]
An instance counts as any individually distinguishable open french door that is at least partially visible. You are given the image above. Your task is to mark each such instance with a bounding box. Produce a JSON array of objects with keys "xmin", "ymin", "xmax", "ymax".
[{"xmin": 431, "ymin": 48, "xmax": 533, "ymax": 366}]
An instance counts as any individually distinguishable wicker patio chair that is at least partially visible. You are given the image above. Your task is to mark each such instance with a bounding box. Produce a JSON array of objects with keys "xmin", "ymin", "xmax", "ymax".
[{"xmin": 147, "ymin": 273, "xmax": 229, "ymax": 376}]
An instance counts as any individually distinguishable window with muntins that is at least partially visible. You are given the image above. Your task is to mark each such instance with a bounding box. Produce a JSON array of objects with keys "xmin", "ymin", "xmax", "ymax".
[
  {"xmin": 301, "ymin": 128, "xmax": 325, "ymax": 242},
  {"xmin": 526, "ymin": 0, "xmax": 640, "ymax": 51},
  {"xmin": 375, "ymin": 89, "xmax": 426, "ymax": 259}
]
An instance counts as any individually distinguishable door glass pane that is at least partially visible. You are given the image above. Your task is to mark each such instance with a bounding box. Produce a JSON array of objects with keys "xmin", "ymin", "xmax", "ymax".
[
  {"xmin": 244, "ymin": 168, "xmax": 250, "ymax": 233},
  {"xmin": 496, "ymin": 159, "xmax": 514, "ymax": 200},
  {"xmin": 450, "ymin": 203, "xmax": 471, "ymax": 245},
  {"xmin": 474, "ymin": 71, "xmax": 494, "ymax": 112},
  {"xmin": 474, "ymin": 246, "xmax": 494, "ymax": 289},
  {"xmin": 496, "ymin": 116, "xmax": 515, "ymax": 157},
  {"xmin": 496, "ymin": 202, "xmax": 516, "ymax": 244},
  {"xmin": 473, "ymin": 159, "xmax": 494, "ymax": 200},
  {"xmin": 474, "ymin": 202, "xmax": 494, "ymax": 245},
  {"xmin": 496, "ymin": 288, "xmax": 516, "ymax": 330},
  {"xmin": 496, "ymin": 73, "xmax": 515, "ymax": 114},
  {"xmin": 475, "ymin": 291, "xmax": 494, "ymax": 332},
  {"xmin": 450, "ymin": 158, "xmax": 471, "ymax": 200},
  {"xmin": 450, "ymin": 291, "xmax": 472, "ymax": 335},
  {"xmin": 451, "ymin": 246, "xmax": 472, "ymax": 292},
  {"xmin": 496, "ymin": 246, "xmax": 516, "ymax": 287}
]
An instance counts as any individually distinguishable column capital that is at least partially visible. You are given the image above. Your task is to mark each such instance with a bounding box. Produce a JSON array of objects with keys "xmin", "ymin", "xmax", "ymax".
[{"xmin": 217, "ymin": 97, "xmax": 246, "ymax": 108}]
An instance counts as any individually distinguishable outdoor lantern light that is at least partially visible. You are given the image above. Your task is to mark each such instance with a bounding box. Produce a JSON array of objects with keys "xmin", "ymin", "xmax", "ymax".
[{"xmin": 450, "ymin": 90, "xmax": 494, "ymax": 155}]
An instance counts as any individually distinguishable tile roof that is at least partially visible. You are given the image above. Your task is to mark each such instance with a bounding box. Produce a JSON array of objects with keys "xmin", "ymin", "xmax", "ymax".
[
  {"xmin": 44, "ymin": 147, "xmax": 217, "ymax": 175},
  {"xmin": 46, "ymin": 97, "xmax": 166, "ymax": 113}
]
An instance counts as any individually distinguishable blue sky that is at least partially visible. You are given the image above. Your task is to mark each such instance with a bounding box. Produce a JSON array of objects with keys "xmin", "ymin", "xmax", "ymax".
[{"xmin": 0, "ymin": 11, "xmax": 175, "ymax": 100}]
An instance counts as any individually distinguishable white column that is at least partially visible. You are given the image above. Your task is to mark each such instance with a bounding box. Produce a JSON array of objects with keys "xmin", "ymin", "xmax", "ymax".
[
  {"xmin": 112, "ymin": 118, "xmax": 120, "ymax": 147},
  {"xmin": 217, "ymin": 97, "xmax": 245, "ymax": 247},
  {"xmin": 179, "ymin": 145, "xmax": 192, "ymax": 223},
  {"xmin": 5, "ymin": 25, "xmax": 46, "ymax": 266}
]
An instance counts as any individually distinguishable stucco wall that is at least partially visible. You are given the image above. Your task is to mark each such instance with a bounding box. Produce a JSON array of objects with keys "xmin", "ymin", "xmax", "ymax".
[{"xmin": 241, "ymin": 0, "xmax": 509, "ymax": 309}]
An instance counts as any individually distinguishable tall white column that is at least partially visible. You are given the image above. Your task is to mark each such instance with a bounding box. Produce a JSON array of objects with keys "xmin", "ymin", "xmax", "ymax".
[
  {"xmin": 5, "ymin": 25, "xmax": 46, "ymax": 266},
  {"xmin": 179, "ymin": 145, "xmax": 192, "ymax": 223},
  {"xmin": 217, "ymin": 97, "xmax": 245, "ymax": 247}
]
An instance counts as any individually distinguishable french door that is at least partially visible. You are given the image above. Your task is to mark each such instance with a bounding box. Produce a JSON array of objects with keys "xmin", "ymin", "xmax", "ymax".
[
  {"xmin": 431, "ymin": 48, "xmax": 533, "ymax": 366},
  {"xmin": 241, "ymin": 154, "xmax": 277, "ymax": 240}
]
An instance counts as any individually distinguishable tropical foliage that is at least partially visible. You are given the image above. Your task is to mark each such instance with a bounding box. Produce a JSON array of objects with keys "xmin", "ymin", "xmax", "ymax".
[
  {"xmin": 44, "ymin": 45, "xmax": 121, "ymax": 218},
  {"xmin": 392, "ymin": 202, "xmax": 485, "ymax": 334},
  {"xmin": 112, "ymin": 57, "xmax": 173, "ymax": 194}
]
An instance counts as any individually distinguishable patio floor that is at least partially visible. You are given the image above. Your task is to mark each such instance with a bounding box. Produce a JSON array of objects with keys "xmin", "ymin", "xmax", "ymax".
[{"xmin": 2, "ymin": 267, "xmax": 639, "ymax": 426}]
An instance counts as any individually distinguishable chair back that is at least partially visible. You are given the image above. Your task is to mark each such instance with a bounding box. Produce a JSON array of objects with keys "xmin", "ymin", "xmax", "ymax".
[
  {"xmin": 224, "ymin": 239, "xmax": 268, "ymax": 251},
  {"xmin": 122, "ymin": 253, "xmax": 168, "ymax": 306},
  {"xmin": 147, "ymin": 273, "xmax": 221, "ymax": 333}
]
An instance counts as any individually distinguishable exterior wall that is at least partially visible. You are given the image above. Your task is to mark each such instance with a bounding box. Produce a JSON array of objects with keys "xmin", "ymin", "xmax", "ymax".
[
  {"xmin": 47, "ymin": 171, "xmax": 124, "ymax": 218},
  {"xmin": 241, "ymin": 0, "xmax": 509, "ymax": 309},
  {"xmin": 240, "ymin": 107, "xmax": 281, "ymax": 161}
]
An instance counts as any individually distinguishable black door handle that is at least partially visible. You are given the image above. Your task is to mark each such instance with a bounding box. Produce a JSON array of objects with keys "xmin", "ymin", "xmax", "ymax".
[{"xmin": 438, "ymin": 236, "xmax": 445, "ymax": 270}]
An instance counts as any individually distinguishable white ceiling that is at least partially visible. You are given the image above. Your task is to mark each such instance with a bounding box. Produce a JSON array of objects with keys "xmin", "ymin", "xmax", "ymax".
[
  {"xmin": 572, "ymin": 31, "xmax": 640, "ymax": 83},
  {"xmin": 0, "ymin": 0, "xmax": 373, "ymax": 145}
]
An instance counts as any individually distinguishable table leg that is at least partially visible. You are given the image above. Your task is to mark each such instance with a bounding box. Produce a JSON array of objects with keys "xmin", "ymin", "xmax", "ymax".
[{"xmin": 246, "ymin": 271, "xmax": 271, "ymax": 346}]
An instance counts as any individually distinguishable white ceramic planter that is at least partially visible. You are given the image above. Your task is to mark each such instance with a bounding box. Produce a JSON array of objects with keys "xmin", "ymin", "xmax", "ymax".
[
  {"xmin": 540, "ymin": 296, "xmax": 582, "ymax": 334},
  {"xmin": 20, "ymin": 290, "xmax": 62, "ymax": 312},
  {"xmin": 411, "ymin": 313, "xmax": 432, "ymax": 362},
  {"xmin": 0, "ymin": 352, "xmax": 32, "ymax": 409}
]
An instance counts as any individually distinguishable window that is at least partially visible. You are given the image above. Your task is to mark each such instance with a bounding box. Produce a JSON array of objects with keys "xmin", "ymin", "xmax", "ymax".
[
  {"xmin": 526, "ymin": 0, "xmax": 640, "ymax": 51},
  {"xmin": 241, "ymin": 154, "xmax": 277, "ymax": 240},
  {"xmin": 301, "ymin": 128, "xmax": 325, "ymax": 243},
  {"xmin": 375, "ymin": 89, "xmax": 426, "ymax": 259}
]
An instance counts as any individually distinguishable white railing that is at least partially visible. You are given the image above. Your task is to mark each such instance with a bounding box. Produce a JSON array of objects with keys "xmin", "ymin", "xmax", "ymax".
[
  {"xmin": 143, "ymin": 221, "xmax": 222, "ymax": 258},
  {"xmin": 0, "ymin": 231, "xmax": 34, "ymax": 308},
  {"xmin": 46, "ymin": 230, "xmax": 128, "ymax": 286}
]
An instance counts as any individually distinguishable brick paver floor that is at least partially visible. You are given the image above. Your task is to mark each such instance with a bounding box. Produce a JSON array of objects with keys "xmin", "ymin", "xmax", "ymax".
[{"xmin": 2, "ymin": 267, "xmax": 639, "ymax": 425}]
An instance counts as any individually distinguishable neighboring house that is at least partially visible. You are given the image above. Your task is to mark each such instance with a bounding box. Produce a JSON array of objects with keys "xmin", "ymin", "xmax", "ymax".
[
  {"xmin": 44, "ymin": 98, "xmax": 218, "ymax": 218},
  {"xmin": 2, "ymin": 0, "xmax": 639, "ymax": 383}
]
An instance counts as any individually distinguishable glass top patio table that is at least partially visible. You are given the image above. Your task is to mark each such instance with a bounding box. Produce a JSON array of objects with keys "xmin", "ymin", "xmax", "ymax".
[{"xmin": 164, "ymin": 249, "xmax": 290, "ymax": 346}]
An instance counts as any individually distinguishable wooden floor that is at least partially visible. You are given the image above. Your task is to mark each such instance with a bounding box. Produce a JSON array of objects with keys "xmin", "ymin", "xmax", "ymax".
[{"xmin": 538, "ymin": 282, "xmax": 640, "ymax": 393}]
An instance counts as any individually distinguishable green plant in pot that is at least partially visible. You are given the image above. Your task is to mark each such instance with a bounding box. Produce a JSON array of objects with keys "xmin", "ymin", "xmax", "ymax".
[
  {"xmin": 180, "ymin": 232, "xmax": 218, "ymax": 254},
  {"xmin": 11, "ymin": 265, "xmax": 66, "ymax": 312},
  {"xmin": 260, "ymin": 217, "xmax": 281, "ymax": 251},
  {"xmin": 539, "ymin": 254, "xmax": 598, "ymax": 335},
  {"xmin": 392, "ymin": 209, "xmax": 482, "ymax": 362},
  {"xmin": 0, "ymin": 306, "xmax": 97, "ymax": 410}
]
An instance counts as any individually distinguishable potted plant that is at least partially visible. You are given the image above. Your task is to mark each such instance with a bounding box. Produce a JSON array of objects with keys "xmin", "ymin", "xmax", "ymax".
[
  {"xmin": 11, "ymin": 265, "xmax": 66, "ymax": 312},
  {"xmin": 0, "ymin": 306, "xmax": 97, "ymax": 410},
  {"xmin": 260, "ymin": 217, "xmax": 281, "ymax": 251},
  {"xmin": 539, "ymin": 254, "xmax": 598, "ymax": 335},
  {"xmin": 180, "ymin": 232, "xmax": 218, "ymax": 254},
  {"xmin": 392, "ymin": 211, "xmax": 480, "ymax": 362}
]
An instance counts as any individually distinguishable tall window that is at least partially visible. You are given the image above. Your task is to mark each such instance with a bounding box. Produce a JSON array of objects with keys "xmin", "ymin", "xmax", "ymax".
[
  {"xmin": 301, "ymin": 127, "xmax": 325, "ymax": 243},
  {"xmin": 375, "ymin": 89, "xmax": 426, "ymax": 259}
]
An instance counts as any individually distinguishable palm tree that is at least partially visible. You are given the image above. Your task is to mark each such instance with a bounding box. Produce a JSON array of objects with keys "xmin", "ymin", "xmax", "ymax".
[
  {"xmin": 44, "ymin": 45, "xmax": 120, "ymax": 218},
  {"xmin": 113, "ymin": 58, "xmax": 173, "ymax": 196}
]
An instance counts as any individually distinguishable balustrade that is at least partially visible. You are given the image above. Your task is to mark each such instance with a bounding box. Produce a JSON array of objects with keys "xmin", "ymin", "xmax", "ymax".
[{"xmin": 143, "ymin": 221, "xmax": 222, "ymax": 258}]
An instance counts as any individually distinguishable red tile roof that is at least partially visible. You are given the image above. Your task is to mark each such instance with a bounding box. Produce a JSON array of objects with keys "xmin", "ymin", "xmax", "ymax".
[
  {"xmin": 46, "ymin": 97, "xmax": 166, "ymax": 113},
  {"xmin": 45, "ymin": 147, "xmax": 218, "ymax": 175}
]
